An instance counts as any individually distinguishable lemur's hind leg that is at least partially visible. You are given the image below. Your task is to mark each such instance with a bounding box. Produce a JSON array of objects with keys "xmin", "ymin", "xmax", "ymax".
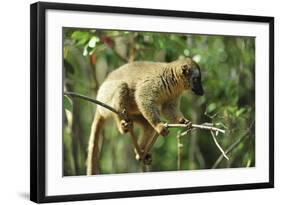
[
  {"xmin": 112, "ymin": 82, "xmax": 133, "ymax": 134},
  {"xmin": 133, "ymin": 115, "xmax": 156, "ymax": 165}
]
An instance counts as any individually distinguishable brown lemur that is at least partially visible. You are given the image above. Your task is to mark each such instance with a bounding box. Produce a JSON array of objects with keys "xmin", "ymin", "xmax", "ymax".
[{"xmin": 87, "ymin": 57, "xmax": 204, "ymax": 175}]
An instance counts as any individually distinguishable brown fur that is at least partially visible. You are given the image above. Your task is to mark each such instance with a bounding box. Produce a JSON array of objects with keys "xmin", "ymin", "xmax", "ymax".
[{"xmin": 86, "ymin": 57, "xmax": 202, "ymax": 175}]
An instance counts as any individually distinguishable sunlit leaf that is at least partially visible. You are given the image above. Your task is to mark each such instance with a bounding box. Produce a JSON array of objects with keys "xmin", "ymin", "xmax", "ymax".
[
  {"xmin": 236, "ymin": 108, "xmax": 246, "ymax": 117},
  {"xmin": 88, "ymin": 36, "xmax": 100, "ymax": 48},
  {"xmin": 184, "ymin": 49, "xmax": 190, "ymax": 56},
  {"xmin": 192, "ymin": 54, "xmax": 201, "ymax": 63},
  {"xmin": 71, "ymin": 31, "xmax": 90, "ymax": 45},
  {"xmin": 207, "ymin": 103, "xmax": 216, "ymax": 113}
]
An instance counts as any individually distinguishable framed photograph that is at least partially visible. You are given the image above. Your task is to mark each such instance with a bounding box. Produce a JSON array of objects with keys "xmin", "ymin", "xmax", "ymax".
[{"xmin": 30, "ymin": 2, "xmax": 274, "ymax": 203}]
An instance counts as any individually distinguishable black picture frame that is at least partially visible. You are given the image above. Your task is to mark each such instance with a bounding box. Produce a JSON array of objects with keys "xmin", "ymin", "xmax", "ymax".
[{"xmin": 30, "ymin": 1, "xmax": 274, "ymax": 203}]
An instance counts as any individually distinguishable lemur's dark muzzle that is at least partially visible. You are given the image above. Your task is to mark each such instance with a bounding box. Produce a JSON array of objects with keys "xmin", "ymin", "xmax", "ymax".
[{"xmin": 192, "ymin": 83, "xmax": 204, "ymax": 96}]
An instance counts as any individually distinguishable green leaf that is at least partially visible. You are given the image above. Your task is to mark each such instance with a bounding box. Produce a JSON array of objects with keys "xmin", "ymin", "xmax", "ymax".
[
  {"xmin": 236, "ymin": 108, "xmax": 246, "ymax": 117},
  {"xmin": 207, "ymin": 103, "xmax": 216, "ymax": 113},
  {"xmin": 63, "ymin": 46, "xmax": 69, "ymax": 59},
  {"xmin": 71, "ymin": 31, "xmax": 90, "ymax": 45},
  {"xmin": 83, "ymin": 46, "xmax": 88, "ymax": 56},
  {"xmin": 64, "ymin": 95, "xmax": 73, "ymax": 111},
  {"xmin": 71, "ymin": 31, "xmax": 87, "ymax": 40},
  {"xmin": 88, "ymin": 36, "xmax": 100, "ymax": 48}
]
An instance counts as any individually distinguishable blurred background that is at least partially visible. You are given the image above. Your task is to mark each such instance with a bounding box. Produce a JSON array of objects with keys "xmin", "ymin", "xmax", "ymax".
[{"xmin": 63, "ymin": 28, "xmax": 255, "ymax": 176}]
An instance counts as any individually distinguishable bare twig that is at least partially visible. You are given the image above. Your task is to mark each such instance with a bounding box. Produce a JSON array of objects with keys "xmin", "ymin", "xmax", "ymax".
[
  {"xmin": 164, "ymin": 122, "xmax": 228, "ymax": 168},
  {"xmin": 211, "ymin": 131, "xmax": 229, "ymax": 160},
  {"xmin": 212, "ymin": 121, "xmax": 254, "ymax": 169},
  {"xmin": 65, "ymin": 92, "xmax": 120, "ymax": 116},
  {"xmin": 177, "ymin": 131, "xmax": 183, "ymax": 170},
  {"xmin": 165, "ymin": 123, "xmax": 225, "ymax": 134},
  {"xmin": 193, "ymin": 124, "xmax": 225, "ymax": 134},
  {"xmin": 128, "ymin": 32, "xmax": 136, "ymax": 62}
]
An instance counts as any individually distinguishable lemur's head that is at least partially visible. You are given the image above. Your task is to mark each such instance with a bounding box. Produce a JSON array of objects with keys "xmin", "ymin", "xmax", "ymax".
[{"xmin": 180, "ymin": 58, "xmax": 204, "ymax": 96}]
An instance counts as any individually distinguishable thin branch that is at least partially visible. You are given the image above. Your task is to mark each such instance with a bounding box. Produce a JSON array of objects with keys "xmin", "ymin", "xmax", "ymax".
[
  {"xmin": 177, "ymin": 131, "xmax": 183, "ymax": 170},
  {"xmin": 128, "ymin": 32, "xmax": 136, "ymax": 62},
  {"xmin": 212, "ymin": 121, "xmax": 254, "ymax": 169},
  {"xmin": 193, "ymin": 124, "xmax": 225, "ymax": 134},
  {"xmin": 165, "ymin": 123, "xmax": 225, "ymax": 134},
  {"xmin": 164, "ymin": 122, "xmax": 228, "ymax": 168},
  {"xmin": 211, "ymin": 131, "xmax": 229, "ymax": 160},
  {"xmin": 180, "ymin": 128, "xmax": 195, "ymax": 137},
  {"xmin": 65, "ymin": 92, "xmax": 120, "ymax": 116}
]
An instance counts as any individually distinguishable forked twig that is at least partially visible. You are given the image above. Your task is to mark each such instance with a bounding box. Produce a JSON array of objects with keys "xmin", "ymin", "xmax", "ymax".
[
  {"xmin": 210, "ymin": 131, "xmax": 229, "ymax": 160},
  {"xmin": 161, "ymin": 122, "xmax": 228, "ymax": 169},
  {"xmin": 212, "ymin": 121, "xmax": 254, "ymax": 168}
]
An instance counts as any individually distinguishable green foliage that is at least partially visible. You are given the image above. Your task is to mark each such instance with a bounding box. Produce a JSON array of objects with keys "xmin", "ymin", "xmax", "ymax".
[
  {"xmin": 64, "ymin": 95, "xmax": 73, "ymax": 112},
  {"xmin": 63, "ymin": 28, "xmax": 255, "ymax": 175}
]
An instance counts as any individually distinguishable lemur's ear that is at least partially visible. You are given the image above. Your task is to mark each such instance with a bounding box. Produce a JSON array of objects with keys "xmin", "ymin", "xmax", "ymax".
[{"xmin": 181, "ymin": 65, "xmax": 190, "ymax": 75}]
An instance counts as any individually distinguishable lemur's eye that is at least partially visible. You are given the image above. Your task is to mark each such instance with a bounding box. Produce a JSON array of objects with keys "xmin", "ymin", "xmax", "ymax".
[{"xmin": 181, "ymin": 65, "xmax": 190, "ymax": 75}]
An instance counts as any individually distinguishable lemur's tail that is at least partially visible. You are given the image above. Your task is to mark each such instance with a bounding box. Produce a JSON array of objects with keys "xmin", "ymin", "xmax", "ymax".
[
  {"xmin": 86, "ymin": 111, "xmax": 104, "ymax": 175},
  {"xmin": 64, "ymin": 92, "xmax": 117, "ymax": 175}
]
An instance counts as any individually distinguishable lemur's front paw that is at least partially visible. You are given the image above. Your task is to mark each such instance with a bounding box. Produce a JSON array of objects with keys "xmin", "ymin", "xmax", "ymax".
[
  {"xmin": 155, "ymin": 123, "xmax": 169, "ymax": 136},
  {"xmin": 143, "ymin": 153, "xmax": 152, "ymax": 165},
  {"xmin": 135, "ymin": 152, "xmax": 152, "ymax": 165},
  {"xmin": 178, "ymin": 117, "xmax": 192, "ymax": 129},
  {"xmin": 119, "ymin": 119, "xmax": 133, "ymax": 133}
]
